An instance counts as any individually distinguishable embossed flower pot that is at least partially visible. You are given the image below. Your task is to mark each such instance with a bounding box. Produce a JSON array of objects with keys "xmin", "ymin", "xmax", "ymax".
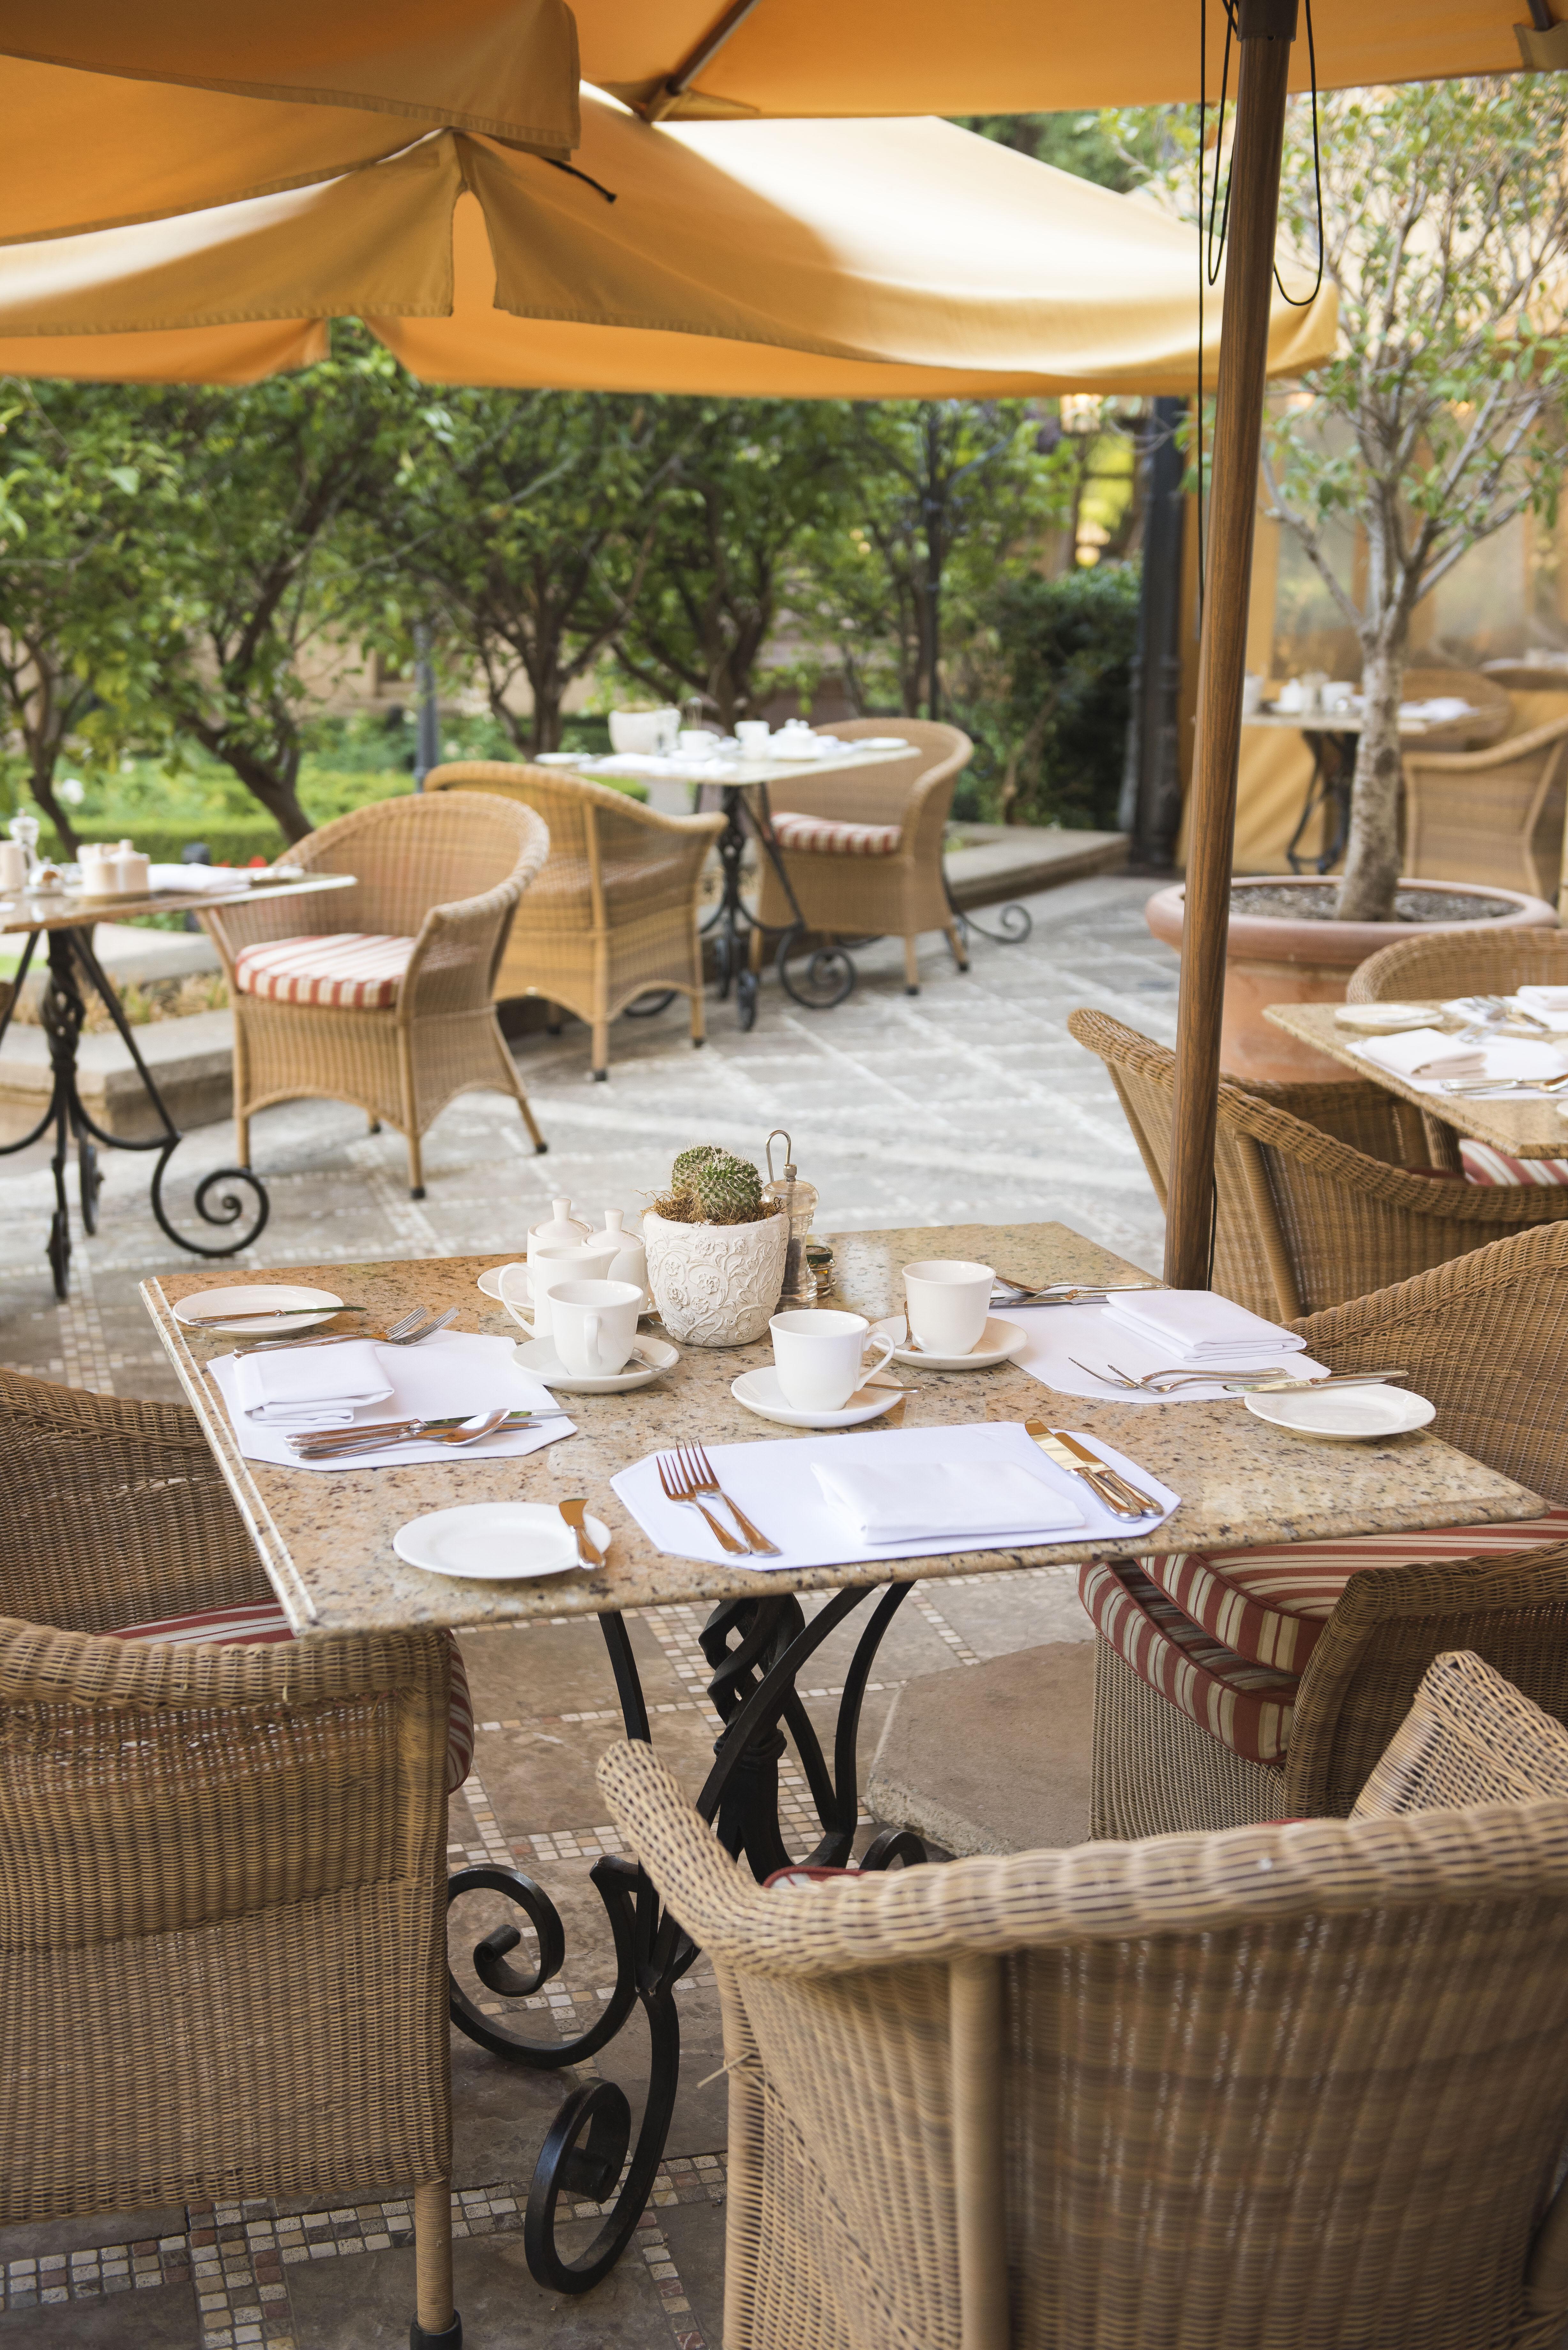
[{"xmin": 642, "ymin": 1208, "xmax": 788, "ymax": 1347}]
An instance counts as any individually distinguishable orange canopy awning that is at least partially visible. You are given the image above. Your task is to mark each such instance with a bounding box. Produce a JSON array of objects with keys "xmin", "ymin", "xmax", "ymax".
[
  {"xmin": 575, "ymin": 0, "xmax": 1534, "ymax": 119},
  {"xmin": 0, "ymin": 101, "xmax": 1336, "ymax": 396}
]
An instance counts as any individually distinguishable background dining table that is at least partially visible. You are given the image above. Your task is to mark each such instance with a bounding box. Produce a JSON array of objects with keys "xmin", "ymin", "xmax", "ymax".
[
  {"xmin": 142, "ymin": 1217, "xmax": 1547, "ymax": 2293},
  {"xmin": 1263, "ymin": 999, "xmax": 1568, "ymax": 1162}
]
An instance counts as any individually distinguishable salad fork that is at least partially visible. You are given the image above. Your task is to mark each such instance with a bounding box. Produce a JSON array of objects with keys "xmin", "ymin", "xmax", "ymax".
[{"xmin": 237, "ymin": 1305, "xmax": 456, "ymax": 1358}]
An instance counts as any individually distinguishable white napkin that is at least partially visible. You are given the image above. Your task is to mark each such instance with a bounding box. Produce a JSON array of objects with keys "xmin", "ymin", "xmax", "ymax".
[
  {"xmin": 146, "ymin": 862, "xmax": 254, "ymax": 892},
  {"xmin": 1516, "ymin": 986, "xmax": 1568, "ymax": 1030},
  {"xmin": 233, "ymin": 1339, "xmax": 394, "ymax": 1428},
  {"xmin": 1002, "ymin": 1299, "xmax": 1328, "ymax": 1402},
  {"xmin": 813, "ymin": 1458, "xmax": 1083, "ymax": 1544},
  {"xmin": 1360, "ymin": 1027, "xmax": 1485, "ymax": 1080},
  {"xmin": 1100, "ymin": 1289, "xmax": 1305, "ymax": 1365}
]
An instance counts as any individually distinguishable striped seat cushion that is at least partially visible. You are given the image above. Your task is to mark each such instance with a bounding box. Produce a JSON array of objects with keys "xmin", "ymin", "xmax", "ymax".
[
  {"xmin": 233, "ymin": 932, "xmax": 414, "ymax": 1011},
  {"xmin": 1460, "ymin": 1140, "xmax": 1568, "ymax": 1186},
  {"xmin": 1079, "ymin": 1557, "xmax": 1297, "ymax": 1766},
  {"xmin": 770, "ymin": 812, "xmax": 902, "ymax": 858},
  {"xmin": 109, "ymin": 1606, "xmax": 474, "ymax": 1793},
  {"xmin": 1136, "ymin": 1508, "xmax": 1568, "ymax": 1676}
]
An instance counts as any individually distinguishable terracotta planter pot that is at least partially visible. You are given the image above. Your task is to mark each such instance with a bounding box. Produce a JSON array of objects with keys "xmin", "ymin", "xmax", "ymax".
[{"xmin": 1143, "ymin": 876, "xmax": 1558, "ymax": 1082}]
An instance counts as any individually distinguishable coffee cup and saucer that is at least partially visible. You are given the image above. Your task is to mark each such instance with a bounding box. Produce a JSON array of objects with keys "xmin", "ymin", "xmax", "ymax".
[
  {"xmin": 498, "ymin": 1267, "xmax": 678, "ymax": 1393},
  {"xmin": 869, "ymin": 1260, "xmax": 1029, "ymax": 1370},
  {"xmin": 731, "ymin": 1310, "xmax": 906, "ymax": 1428}
]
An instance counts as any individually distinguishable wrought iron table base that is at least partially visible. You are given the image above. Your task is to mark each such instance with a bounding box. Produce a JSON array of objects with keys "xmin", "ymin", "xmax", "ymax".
[
  {"xmin": 447, "ymin": 1579, "xmax": 920, "ymax": 2293},
  {"xmin": 1285, "ymin": 728, "xmax": 1358, "ymax": 874},
  {"xmin": 701, "ymin": 784, "xmax": 858, "ymax": 1030},
  {"xmin": 0, "ymin": 923, "xmax": 268, "ymax": 1299}
]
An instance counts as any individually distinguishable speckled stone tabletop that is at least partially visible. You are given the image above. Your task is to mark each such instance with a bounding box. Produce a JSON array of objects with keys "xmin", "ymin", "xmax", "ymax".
[
  {"xmin": 144, "ymin": 1221, "xmax": 1546, "ymax": 1635},
  {"xmin": 1264, "ymin": 1001, "xmax": 1568, "ymax": 1157}
]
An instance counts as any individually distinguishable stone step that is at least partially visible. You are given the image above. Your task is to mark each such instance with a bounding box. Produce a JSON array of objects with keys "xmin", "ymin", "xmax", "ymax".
[
  {"xmin": 866, "ymin": 1640, "xmax": 1095, "ymax": 1856},
  {"xmin": 0, "ymin": 1008, "xmax": 235, "ymax": 1145},
  {"xmin": 945, "ymin": 824, "xmax": 1128, "ymax": 908}
]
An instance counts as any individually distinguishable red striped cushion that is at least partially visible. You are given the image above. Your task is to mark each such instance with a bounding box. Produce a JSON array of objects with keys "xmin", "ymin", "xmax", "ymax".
[
  {"xmin": 233, "ymin": 932, "xmax": 414, "ymax": 1011},
  {"xmin": 1079, "ymin": 1557, "xmax": 1298, "ymax": 1766},
  {"xmin": 1460, "ymin": 1141, "xmax": 1568, "ymax": 1186},
  {"xmin": 1136, "ymin": 1508, "xmax": 1568, "ymax": 1676},
  {"xmin": 770, "ymin": 812, "xmax": 902, "ymax": 858},
  {"xmin": 109, "ymin": 1607, "xmax": 474, "ymax": 1793}
]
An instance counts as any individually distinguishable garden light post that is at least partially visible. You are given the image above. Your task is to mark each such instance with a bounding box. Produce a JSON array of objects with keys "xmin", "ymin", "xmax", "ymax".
[{"xmin": 1164, "ymin": 0, "xmax": 1297, "ymax": 1290}]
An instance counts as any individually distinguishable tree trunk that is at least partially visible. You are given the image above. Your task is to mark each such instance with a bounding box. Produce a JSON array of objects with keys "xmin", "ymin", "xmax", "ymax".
[
  {"xmin": 216, "ymin": 742, "xmax": 314, "ymax": 845},
  {"xmin": 1334, "ymin": 630, "xmax": 1407, "ymax": 921},
  {"xmin": 27, "ymin": 758, "xmax": 79, "ymax": 858}
]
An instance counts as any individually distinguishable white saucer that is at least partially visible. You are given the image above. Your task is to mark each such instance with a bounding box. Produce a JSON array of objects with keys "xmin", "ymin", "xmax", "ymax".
[
  {"xmin": 174, "ymin": 1282, "xmax": 344, "ymax": 1336},
  {"xmin": 511, "ymin": 1333, "xmax": 677, "ymax": 1394},
  {"xmin": 1245, "ymin": 1386, "xmax": 1435, "ymax": 1442},
  {"xmin": 869, "ymin": 1314, "xmax": 1029, "ymax": 1371},
  {"xmin": 853, "ymin": 735, "xmax": 912, "ymax": 751},
  {"xmin": 534, "ymin": 751, "xmax": 582, "ymax": 765},
  {"xmin": 478, "ymin": 1263, "xmax": 655, "ymax": 1319},
  {"xmin": 730, "ymin": 1365, "xmax": 904, "ymax": 1429},
  {"xmin": 393, "ymin": 1501, "xmax": 612, "ymax": 1580}
]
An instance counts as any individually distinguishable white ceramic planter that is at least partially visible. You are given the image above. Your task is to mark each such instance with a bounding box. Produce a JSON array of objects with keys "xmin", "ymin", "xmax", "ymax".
[{"xmin": 642, "ymin": 1208, "xmax": 788, "ymax": 1347}]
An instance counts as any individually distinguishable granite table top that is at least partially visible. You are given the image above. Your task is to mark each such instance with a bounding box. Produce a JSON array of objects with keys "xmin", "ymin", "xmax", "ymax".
[
  {"xmin": 1263, "ymin": 1001, "xmax": 1568, "ymax": 1157},
  {"xmin": 144, "ymin": 1221, "xmax": 1546, "ymax": 1636},
  {"xmin": 0, "ymin": 868, "xmax": 354, "ymax": 937}
]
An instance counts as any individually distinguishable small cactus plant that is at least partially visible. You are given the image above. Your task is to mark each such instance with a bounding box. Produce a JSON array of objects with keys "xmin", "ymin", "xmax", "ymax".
[{"xmin": 653, "ymin": 1143, "xmax": 774, "ymax": 1226}]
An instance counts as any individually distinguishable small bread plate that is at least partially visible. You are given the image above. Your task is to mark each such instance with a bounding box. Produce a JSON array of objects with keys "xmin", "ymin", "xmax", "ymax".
[
  {"xmin": 173, "ymin": 1283, "xmax": 345, "ymax": 1336},
  {"xmin": 512, "ymin": 1332, "xmax": 677, "ymax": 1395},
  {"xmin": 1245, "ymin": 1386, "xmax": 1435, "ymax": 1443},
  {"xmin": 731, "ymin": 1365, "xmax": 904, "ymax": 1429},
  {"xmin": 393, "ymin": 1501, "xmax": 611, "ymax": 1581},
  {"xmin": 869, "ymin": 1313, "xmax": 1029, "ymax": 1372}
]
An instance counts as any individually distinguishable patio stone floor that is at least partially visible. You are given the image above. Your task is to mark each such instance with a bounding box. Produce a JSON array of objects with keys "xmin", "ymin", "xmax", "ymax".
[{"xmin": 0, "ymin": 873, "xmax": 1175, "ymax": 2349}]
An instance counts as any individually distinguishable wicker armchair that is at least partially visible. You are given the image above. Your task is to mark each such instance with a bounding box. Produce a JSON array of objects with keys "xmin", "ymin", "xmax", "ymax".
[
  {"xmin": 598, "ymin": 1687, "xmax": 1568, "ymax": 2350},
  {"xmin": 1068, "ymin": 1005, "xmax": 1568, "ymax": 1320},
  {"xmin": 750, "ymin": 718, "xmax": 972, "ymax": 994},
  {"xmin": 1090, "ymin": 1220, "xmax": 1568, "ymax": 1839},
  {"xmin": 425, "ymin": 762, "xmax": 724, "ymax": 1080},
  {"xmin": 1347, "ymin": 925, "xmax": 1568, "ymax": 1004},
  {"xmin": 0, "ymin": 1367, "xmax": 460, "ymax": 2346},
  {"xmin": 202, "ymin": 792, "xmax": 549, "ymax": 1197},
  {"xmin": 1401, "ymin": 713, "xmax": 1568, "ymax": 903}
]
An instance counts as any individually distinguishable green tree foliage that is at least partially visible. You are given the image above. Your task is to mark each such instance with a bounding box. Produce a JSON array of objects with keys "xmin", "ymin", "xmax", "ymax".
[
  {"xmin": 375, "ymin": 387, "xmax": 671, "ymax": 755},
  {"xmin": 1259, "ymin": 76, "xmax": 1568, "ymax": 920},
  {"xmin": 978, "ymin": 565, "xmax": 1141, "ymax": 830},
  {"xmin": 614, "ymin": 400, "xmax": 853, "ymax": 727}
]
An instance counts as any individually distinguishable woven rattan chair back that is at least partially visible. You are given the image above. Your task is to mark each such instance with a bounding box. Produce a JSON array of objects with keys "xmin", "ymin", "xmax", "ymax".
[
  {"xmin": 0, "ymin": 1367, "xmax": 458, "ymax": 2339},
  {"xmin": 600, "ymin": 1735, "xmax": 1568, "ymax": 2350},
  {"xmin": 283, "ymin": 787, "xmax": 545, "ymax": 941},
  {"xmin": 1353, "ymin": 1649, "xmax": 1568, "ymax": 1816},
  {"xmin": 1400, "ymin": 713, "xmax": 1568, "ymax": 903},
  {"xmin": 1069, "ymin": 1006, "xmax": 1568, "ymax": 1320},
  {"xmin": 1347, "ymin": 923, "xmax": 1568, "ymax": 1004}
]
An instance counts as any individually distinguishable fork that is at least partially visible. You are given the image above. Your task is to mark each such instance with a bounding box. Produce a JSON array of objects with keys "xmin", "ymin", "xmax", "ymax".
[
  {"xmin": 658, "ymin": 1450, "xmax": 749, "ymax": 1556},
  {"xmin": 1072, "ymin": 1356, "xmax": 1408, "ymax": 1393},
  {"xmin": 237, "ymin": 1306, "xmax": 456, "ymax": 1358},
  {"xmin": 681, "ymin": 1441, "xmax": 780, "ymax": 1556},
  {"xmin": 993, "ymin": 1277, "xmax": 1158, "ymax": 1305},
  {"xmin": 288, "ymin": 1405, "xmax": 551, "ymax": 1459}
]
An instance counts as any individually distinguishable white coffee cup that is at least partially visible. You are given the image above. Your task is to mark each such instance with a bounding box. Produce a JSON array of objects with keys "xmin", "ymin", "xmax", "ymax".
[
  {"xmin": 548, "ymin": 1279, "xmax": 644, "ymax": 1377},
  {"xmin": 1241, "ymin": 673, "xmax": 1263, "ymax": 716},
  {"xmin": 735, "ymin": 720, "xmax": 771, "ymax": 755},
  {"xmin": 902, "ymin": 1260, "xmax": 994, "ymax": 1356},
  {"xmin": 678, "ymin": 728, "xmax": 719, "ymax": 759},
  {"xmin": 0, "ymin": 841, "xmax": 27, "ymax": 894},
  {"xmin": 609, "ymin": 707, "xmax": 680, "ymax": 755},
  {"xmin": 770, "ymin": 1309, "xmax": 896, "ymax": 1413},
  {"xmin": 499, "ymin": 1242, "xmax": 615, "ymax": 1340}
]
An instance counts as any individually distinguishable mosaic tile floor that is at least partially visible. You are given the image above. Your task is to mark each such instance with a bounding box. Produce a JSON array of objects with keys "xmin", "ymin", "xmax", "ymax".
[{"xmin": 0, "ymin": 874, "xmax": 1173, "ymax": 2347}]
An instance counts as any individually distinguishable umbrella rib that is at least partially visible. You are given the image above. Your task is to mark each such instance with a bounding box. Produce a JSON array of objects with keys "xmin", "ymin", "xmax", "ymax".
[{"xmin": 645, "ymin": 0, "xmax": 767, "ymax": 121}]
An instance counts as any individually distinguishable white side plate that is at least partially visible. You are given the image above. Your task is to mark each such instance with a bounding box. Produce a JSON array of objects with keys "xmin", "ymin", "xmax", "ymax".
[
  {"xmin": 1245, "ymin": 1387, "xmax": 1435, "ymax": 1442},
  {"xmin": 730, "ymin": 1365, "xmax": 903, "ymax": 1429},
  {"xmin": 393, "ymin": 1501, "xmax": 612, "ymax": 1580},
  {"xmin": 869, "ymin": 1314, "xmax": 1029, "ymax": 1371},
  {"xmin": 173, "ymin": 1283, "xmax": 343, "ymax": 1336}
]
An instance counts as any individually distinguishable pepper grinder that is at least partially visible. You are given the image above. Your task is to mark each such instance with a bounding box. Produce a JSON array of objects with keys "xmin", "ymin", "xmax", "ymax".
[{"xmin": 763, "ymin": 1128, "xmax": 818, "ymax": 1308}]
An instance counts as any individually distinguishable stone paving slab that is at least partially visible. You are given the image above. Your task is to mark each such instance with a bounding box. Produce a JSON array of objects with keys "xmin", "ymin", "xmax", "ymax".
[{"xmin": 0, "ymin": 874, "xmax": 1176, "ymax": 2349}]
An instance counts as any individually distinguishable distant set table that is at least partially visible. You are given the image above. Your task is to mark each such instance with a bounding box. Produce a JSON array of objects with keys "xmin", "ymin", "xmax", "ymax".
[
  {"xmin": 142, "ymin": 1218, "xmax": 1541, "ymax": 2289},
  {"xmin": 1245, "ymin": 702, "xmax": 1490, "ymax": 876},
  {"xmin": 546, "ymin": 739, "xmax": 910, "ymax": 1027},
  {"xmin": 1263, "ymin": 1000, "xmax": 1568, "ymax": 1162},
  {"xmin": 0, "ymin": 868, "xmax": 353, "ymax": 1297}
]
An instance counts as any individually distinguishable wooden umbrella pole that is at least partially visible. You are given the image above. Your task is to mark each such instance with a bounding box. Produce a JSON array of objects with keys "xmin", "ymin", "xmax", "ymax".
[{"xmin": 1163, "ymin": 0, "xmax": 1297, "ymax": 1291}]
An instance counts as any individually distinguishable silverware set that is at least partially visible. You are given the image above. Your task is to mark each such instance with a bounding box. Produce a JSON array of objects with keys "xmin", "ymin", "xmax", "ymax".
[
  {"xmin": 286, "ymin": 1405, "xmax": 571, "ymax": 1460},
  {"xmin": 236, "ymin": 1306, "xmax": 457, "ymax": 1358},
  {"xmin": 1072, "ymin": 1356, "xmax": 1410, "ymax": 1395},
  {"xmin": 1439, "ymin": 1070, "xmax": 1568, "ymax": 1097},
  {"xmin": 1024, "ymin": 1420, "xmax": 1159, "ymax": 1519},
  {"xmin": 656, "ymin": 1443, "xmax": 780, "ymax": 1557},
  {"xmin": 991, "ymin": 1277, "xmax": 1160, "ymax": 1308}
]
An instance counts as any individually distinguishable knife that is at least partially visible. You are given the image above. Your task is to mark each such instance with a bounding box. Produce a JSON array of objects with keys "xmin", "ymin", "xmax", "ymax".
[
  {"xmin": 1220, "ymin": 1370, "xmax": 1410, "ymax": 1394},
  {"xmin": 184, "ymin": 1301, "xmax": 366, "ymax": 1325},
  {"xmin": 1041, "ymin": 1425, "xmax": 1161, "ymax": 1513},
  {"xmin": 558, "ymin": 1497, "xmax": 606, "ymax": 1569},
  {"xmin": 1025, "ymin": 1421, "xmax": 1149, "ymax": 1520}
]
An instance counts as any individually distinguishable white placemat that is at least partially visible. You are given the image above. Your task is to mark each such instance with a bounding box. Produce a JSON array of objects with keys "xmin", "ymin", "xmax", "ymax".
[
  {"xmin": 209, "ymin": 1331, "xmax": 576, "ymax": 1472},
  {"xmin": 611, "ymin": 1420, "xmax": 1178, "ymax": 1572},
  {"xmin": 1000, "ymin": 1300, "xmax": 1328, "ymax": 1402},
  {"xmin": 1353, "ymin": 1032, "xmax": 1568, "ymax": 1096}
]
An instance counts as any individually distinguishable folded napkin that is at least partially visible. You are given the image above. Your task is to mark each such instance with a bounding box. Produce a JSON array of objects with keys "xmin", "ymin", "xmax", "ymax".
[
  {"xmin": 1359, "ymin": 1027, "xmax": 1486, "ymax": 1080},
  {"xmin": 146, "ymin": 862, "xmax": 255, "ymax": 893},
  {"xmin": 813, "ymin": 1458, "xmax": 1084, "ymax": 1545},
  {"xmin": 1100, "ymin": 1288, "xmax": 1306, "ymax": 1364},
  {"xmin": 1517, "ymin": 986, "xmax": 1568, "ymax": 1029},
  {"xmin": 233, "ymin": 1339, "xmax": 394, "ymax": 1429}
]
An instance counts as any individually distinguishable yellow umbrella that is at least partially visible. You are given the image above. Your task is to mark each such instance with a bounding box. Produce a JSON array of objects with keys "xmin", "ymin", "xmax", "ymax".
[
  {"xmin": 0, "ymin": 102, "xmax": 1335, "ymax": 393},
  {"xmin": 574, "ymin": 0, "xmax": 1537, "ymax": 121}
]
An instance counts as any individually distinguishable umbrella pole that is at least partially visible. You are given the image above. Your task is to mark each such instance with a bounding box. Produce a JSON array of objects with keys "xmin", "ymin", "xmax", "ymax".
[{"xmin": 1163, "ymin": 0, "xmax": 1297, "ymax": 1290}]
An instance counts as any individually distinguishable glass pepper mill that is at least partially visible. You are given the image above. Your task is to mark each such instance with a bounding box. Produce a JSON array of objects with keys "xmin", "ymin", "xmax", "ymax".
[{"xmin": 764, "ymin": 1128, "xmax": 818, "ymax": 1307}]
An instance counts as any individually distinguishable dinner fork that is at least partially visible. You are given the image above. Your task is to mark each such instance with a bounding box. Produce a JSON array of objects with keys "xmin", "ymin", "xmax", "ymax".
[
  {"xmin": 680, "ymin": 1441, "xmax": 780, "ymax": 1556},
  {"xmin": 237, "ymin": 1305, "xmax": 456, "ymax": 1358},
  {"xmin": 657, "ymin": 1450, "xmax": 749, "ymax": 1556},
  {"xmin": 1072, "ymin": 1356, "xmax": 1408, "ymax": 1393}
]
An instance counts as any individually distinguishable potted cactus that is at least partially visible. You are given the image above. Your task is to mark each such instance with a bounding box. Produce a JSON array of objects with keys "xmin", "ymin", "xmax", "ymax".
[{"xmin": 642, "ymin": 1144, "xmax": 788, "ymax": 1347}]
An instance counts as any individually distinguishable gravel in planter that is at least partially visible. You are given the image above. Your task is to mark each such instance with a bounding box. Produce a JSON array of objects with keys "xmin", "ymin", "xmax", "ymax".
[{"xmin": 1228, "ymin": 883, "xmax": 1519, "ymax": 924}]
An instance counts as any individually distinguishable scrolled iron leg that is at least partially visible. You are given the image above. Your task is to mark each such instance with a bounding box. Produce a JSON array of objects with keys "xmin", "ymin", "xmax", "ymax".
[{"xmin": 524, "ymin": 1974, "xmax": 681, "ymax": 2294}]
